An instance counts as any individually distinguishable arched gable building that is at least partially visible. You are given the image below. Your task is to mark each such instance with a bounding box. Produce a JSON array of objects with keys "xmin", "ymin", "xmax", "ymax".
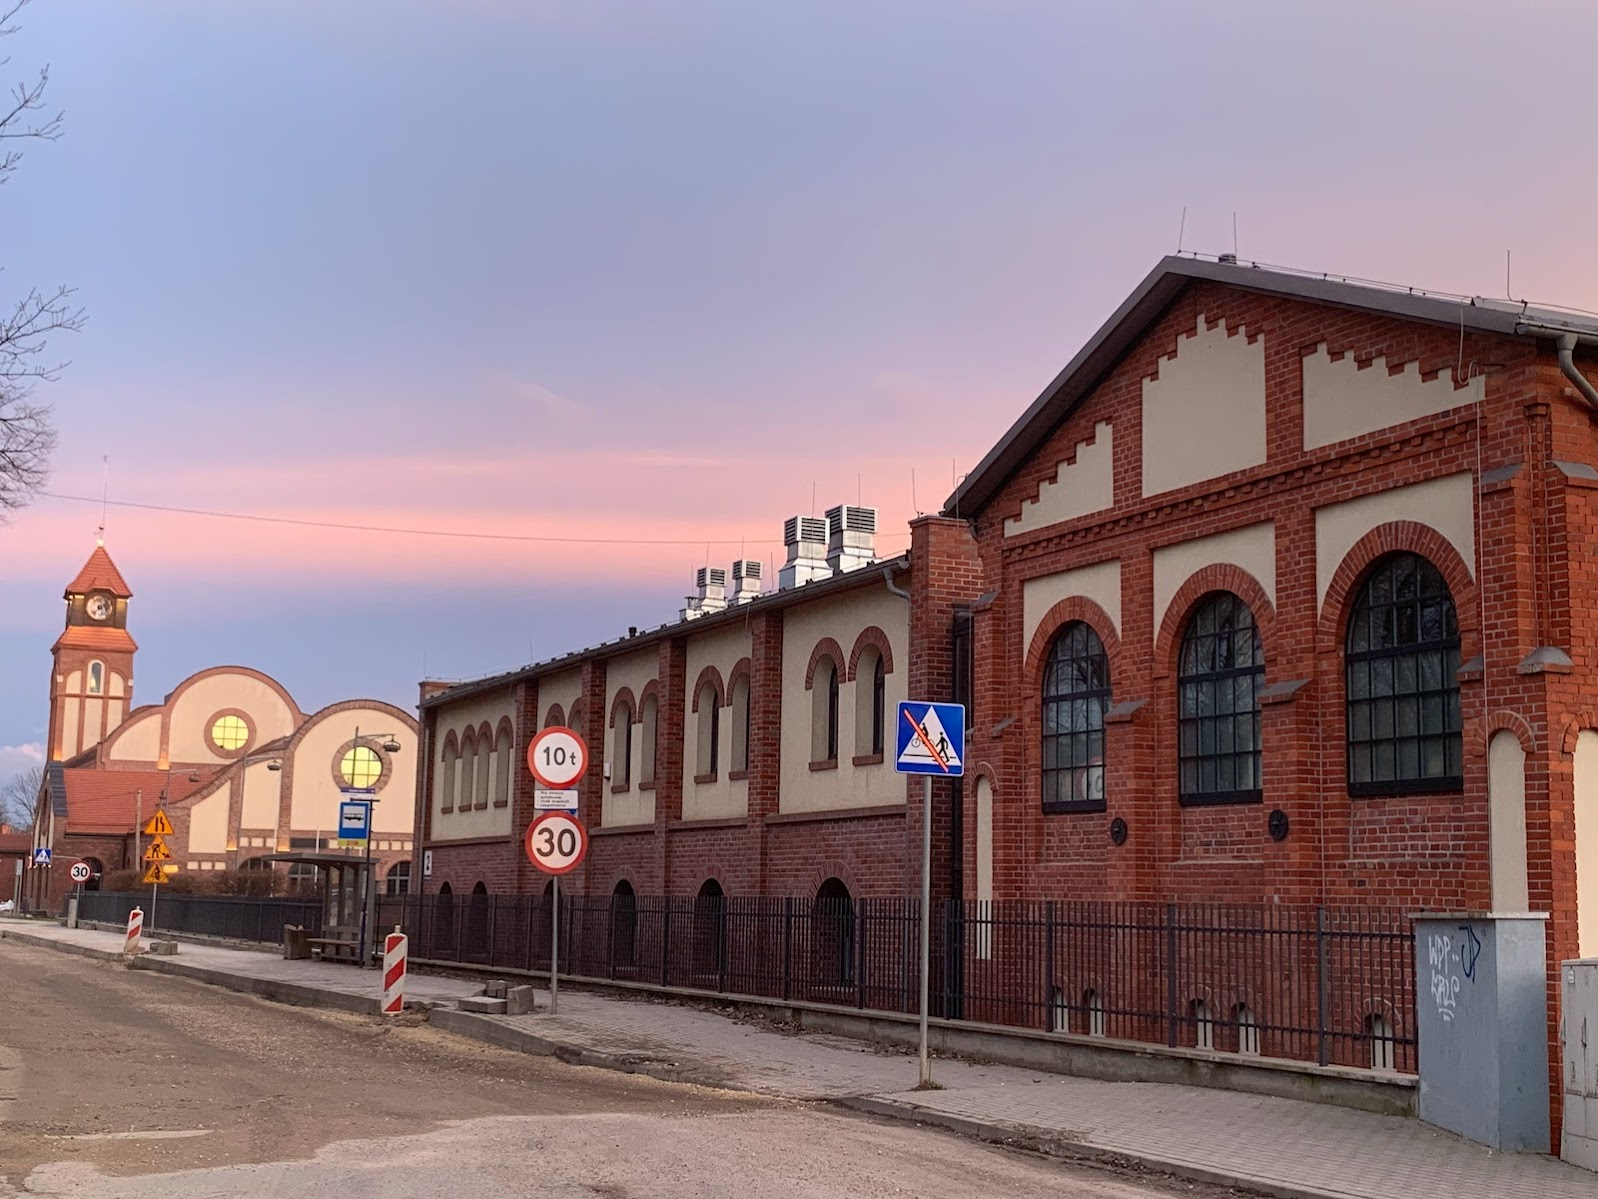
[{"xmin": 25, "ymin": 544, "xmax": 417, "ymax": 910}]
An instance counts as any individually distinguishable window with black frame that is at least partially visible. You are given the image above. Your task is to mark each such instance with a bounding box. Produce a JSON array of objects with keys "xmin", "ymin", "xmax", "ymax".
[
  {"xmin": 1346, "ymin": 552, "xmax": 1462, "ymax": 794},
  {"xmin": 1041, "ymin": 621, "xmax": 1109, "ymax": 812},
  {"xmin": 1177, "ymin": 592, "xmax": 1264, "ymax": 805}
]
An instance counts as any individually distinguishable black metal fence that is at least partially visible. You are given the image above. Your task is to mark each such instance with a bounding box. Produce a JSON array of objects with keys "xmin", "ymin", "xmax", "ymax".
[
  {"xmin": 78, "ymin": 891, "xmax": 323, "ymax": 943},
  {"xmin": 374, "ymin": 892, "xmax": 1416, "ymax": 1075}
]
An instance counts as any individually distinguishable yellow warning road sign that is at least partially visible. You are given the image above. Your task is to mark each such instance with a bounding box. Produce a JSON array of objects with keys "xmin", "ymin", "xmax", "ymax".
[
  {"xmin": 142, "ymin": 810, "xmax": 174, "ymax": 837},
  {"xmin": 143, "ymin": 837, "xmax": 173, "ymax": 862},
  {"xmin": 140, "ymin": 862, "xmax": 165, "ymax": 884}
]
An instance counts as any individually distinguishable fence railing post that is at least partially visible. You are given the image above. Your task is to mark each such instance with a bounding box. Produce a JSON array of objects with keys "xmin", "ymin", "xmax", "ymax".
[
  {"xmin": 1043, "ymin": 900, "xmax": 1056, "ymax": 1031},
  {"xmin": 1165, "ymin": 902, "xmax": 1179, "ymax": 1048},
  {"xmin": 782, "ymin": 898, "xmax": 793, "ymax": 1001},
  {"xmin": 661, "ymin": 898, "xmax": 672, "ymax": 988},
  {"xmin": 856, "ymin": 902, "xmax": 867, "ymax": 1009},
  {"xmin": 1316, "ymin": 905, "xmax": 1331, "ymax": 1067}
]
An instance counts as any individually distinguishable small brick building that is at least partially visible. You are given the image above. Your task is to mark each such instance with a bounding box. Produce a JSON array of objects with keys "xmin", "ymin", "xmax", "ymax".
[{"xmin": 416, "ymin": 254, "xmax": 1598, "ymax": 1139}]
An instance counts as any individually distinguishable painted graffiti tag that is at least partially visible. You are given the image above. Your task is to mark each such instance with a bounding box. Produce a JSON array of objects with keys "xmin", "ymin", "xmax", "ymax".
[
  {"xmin": 1428, "ymin": 933, "xmax": 1461, "ymax": 1022},
  {"xmin": 1458, "ymin": 924, "xmax": 1483, "ymax": 982}
]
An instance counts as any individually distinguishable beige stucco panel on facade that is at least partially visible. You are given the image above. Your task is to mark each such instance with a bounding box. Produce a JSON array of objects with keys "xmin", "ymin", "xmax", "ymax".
[
  {"xmin": 1301, "ymin": 345, "xmax": 1483, "ymax": 450},
  {"xmin": 187, "ymin": 789, "xmax": 228, "ymax": 855},
  {"xmin": 1005, "ymin": 421, "xmax": 1114, "ymax": 536},
  {"xmin": 536, "ymin": 669, "xmax": 582, "ymax": 731},
  {"xmin": 1313, "ymin": 472, "xmax": 1475, "ymax": 610},
  {"xmin": 240, "ymin": 759, "xmax": 281, "ymax": 829},
  {"xmin": 779, "ymin": 584, "xmax": 909, "ymax": 814},
  {"xmin": 110, "ymin": 672, "xmax": 126, "ymax": 699},
  {"xmin": 167, "ymin": 672, "xmax": 298, "ymax": 765},
  {"xmin": 683, "ymin": 622, "xmax": 752, "ymax": 822},
  {"xmin": 81, "ymin": 703, "xmax": 104, "ymax": 751},
  {"xmin": 1152, "ymin": 522, "xmax": 1276, "ymax": 634},
  {"xmin": 291, "ymin": 705, "xmax": 419, "ymax": 837},
  {"xmin": 106, "ymin": 710, "xmax": 160, "ymax": 762},
  {"xmin": 1141, "ymin": 315, "xmax": 1267, "ymax": 497},
  {"xmin": 430, "ymin": 690, "xmax": 514, "ymax": 841},
  {"xmin": 1576, "ymin": 730, "xmax": 1598, "ymax": 958},
  {"xmin": 602, "ymin": 648, "xmax": 658, "ymax": 828},
  {"xmin": 1022, "ymin": 559, "xmax": 1123, "ymax": 650}
]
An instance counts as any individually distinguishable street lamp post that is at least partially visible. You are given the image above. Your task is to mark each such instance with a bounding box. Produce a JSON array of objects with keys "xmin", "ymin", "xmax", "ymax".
[{"xmin": 347, "ymin": 725, "xmax": 402, "ymax": 967}]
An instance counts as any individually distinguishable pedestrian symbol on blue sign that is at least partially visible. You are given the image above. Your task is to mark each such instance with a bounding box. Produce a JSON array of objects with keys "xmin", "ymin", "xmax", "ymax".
[
  {"xmin": 895, "ymin": 702, "xmax": 965, "ymax": 776},
  {"xmin": 31, "ymin": 847, "xmax": 51, "ymax": 865}
]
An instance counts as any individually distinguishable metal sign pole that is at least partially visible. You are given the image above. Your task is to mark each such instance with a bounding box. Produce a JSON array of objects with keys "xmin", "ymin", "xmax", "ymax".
[
  {"xmin": 550, "ymin": 874, "xmax": 560, "ymax": 1015},
  {"xmin": 919, "ymin": 773, "xmax": 932, "ymax": 1087}
]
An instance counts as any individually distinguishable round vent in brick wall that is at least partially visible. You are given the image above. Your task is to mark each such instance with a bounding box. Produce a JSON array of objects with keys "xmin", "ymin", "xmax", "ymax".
[
  {"xmin": 1268, "ymin": 809, "xmax": 1290, "ymax": 842},
  {"xmin": 1109, "ymin": 817, "xmax": 1128, "ymax": 846}
]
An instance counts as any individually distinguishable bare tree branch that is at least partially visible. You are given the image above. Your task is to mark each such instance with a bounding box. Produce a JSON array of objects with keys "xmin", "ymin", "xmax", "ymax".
[
  {"xmin": 0, "ymin": 0, "xmax": 76, "ymax": 519},
  {"xmin": 1, "ymin": 763, "xmax": 43, "ymax": 831}
]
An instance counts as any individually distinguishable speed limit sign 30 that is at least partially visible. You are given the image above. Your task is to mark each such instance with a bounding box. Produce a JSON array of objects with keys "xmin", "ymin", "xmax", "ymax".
[
  {"xmin": 525, "ymin": 811, "xmax": 587, "ymax": 875},
  {"xmin": 69, "ymin": 860, "xmax": 92, "ymax": 884},
  {"xmin": 527, "ymin": 726, "xmax": 587, "ymax": 790}
]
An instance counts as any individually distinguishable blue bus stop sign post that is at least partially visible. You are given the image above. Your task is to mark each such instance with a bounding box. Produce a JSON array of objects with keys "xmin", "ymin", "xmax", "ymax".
[{"xmin": 895, "ymin": 701, "xmax": 966, "ymax": 1089}]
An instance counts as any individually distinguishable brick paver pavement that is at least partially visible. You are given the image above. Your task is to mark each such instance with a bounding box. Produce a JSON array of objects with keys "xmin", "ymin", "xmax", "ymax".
[{"xmin": 5, "ymin": 918, "xmax": 1592, "ymax": 1199}]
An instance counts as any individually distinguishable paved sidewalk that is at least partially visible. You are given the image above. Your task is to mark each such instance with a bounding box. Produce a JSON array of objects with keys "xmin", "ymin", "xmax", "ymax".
[{"xmin": 3, "ymin": 919, "xmax": 1591, "ymax": 1199}]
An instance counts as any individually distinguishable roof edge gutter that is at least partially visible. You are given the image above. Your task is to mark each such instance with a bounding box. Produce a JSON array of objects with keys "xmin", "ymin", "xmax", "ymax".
[{"xmin": 1518, "ymin": 321, "xmax": 1598, "ymax": 412}]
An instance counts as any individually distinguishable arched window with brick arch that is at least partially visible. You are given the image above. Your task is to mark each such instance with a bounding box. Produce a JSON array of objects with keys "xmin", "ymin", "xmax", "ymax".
[
  {"xmin": 812, "ymin": 657, "xmax": 840, "ymax": 765},
  {"xmin": 611, "ymin": 697, "xmax": 633, "ymax": 788},
  {"xmin": 1345, "ymin": 551, "xmax": 1462, "ymax": 795},
  {"xmin": 1041, "ymin": 621, "xmax": 1110, "ymax": 813},
  {"xmin": 440, "ymin": 733, "xmax": 458, "ymax": 814},
  {"xmin": 1177, "ymin": 591, "xmax": 1264, "ymax": 805}
]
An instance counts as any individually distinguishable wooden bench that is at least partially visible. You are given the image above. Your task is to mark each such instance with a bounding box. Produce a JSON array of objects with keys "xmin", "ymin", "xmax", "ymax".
[{"xmin": 307, "ymin": 932, "xmax": 361, "ymax": 963}]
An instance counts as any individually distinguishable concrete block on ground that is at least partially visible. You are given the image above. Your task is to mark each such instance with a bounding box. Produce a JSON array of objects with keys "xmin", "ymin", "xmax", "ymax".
[
  {"xmin": 459, "ymin": 995, "xmax": 509, "ymax": 1014},
  {"xmin": 506, "ymin": 985, "xmax": 536, "ymax": 1015},
  {"xmin": 149, "ymin": 940, "xmax": 179, "ymax": 955},
  {"xmin": 485, "ymin": 979, "xmax": 508, "ymax": 999}
]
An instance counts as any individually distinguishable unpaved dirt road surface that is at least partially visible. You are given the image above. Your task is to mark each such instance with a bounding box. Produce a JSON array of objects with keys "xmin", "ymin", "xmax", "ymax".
[{"xmin": 0, "ymin": 939, "xmax": 1234, "ymax": 1197}]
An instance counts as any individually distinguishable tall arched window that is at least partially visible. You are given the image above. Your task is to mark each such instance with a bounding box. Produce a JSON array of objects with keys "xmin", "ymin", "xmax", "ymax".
[
  {"xmin": 812, "ymin": 656, "xmax": 840, "ymax": 765},
  {"xmin": 440, "ymin": 735, "xmax": 458, "ymax": 814},
  {"xmin": 853, "ymin": 647, "xmax": 886, "ymax": 760},
  {"xmin": 696, "ymin": 683, "xmax": 719, "ymax": 779},
  {"xmin": 1178, "ymin": 592, "xmax": 1264, "ymax": 805},
  {"xmin": 612, "ymin": 700, "xmax": 633, "ymax": 788},
  {"xmin": 494, "ymin": 723, "xmax": 512, "ymax": 806},
  {"xmin": 640, "ymin": 694, "xmax": 659, "ymax": 785},
  {"xmin": 1346, "ymin": 552, "xmax": 1462, "ymax": 794},
  {"xmin": 1042, "ymin": 621, "xmax": 1110, "ymax": 813},
  {"xmin": 729, "ymin": 674, "xmax": 751, "ymax": 774},
  {"xmin": 87, "ymin": 661, "xmax": 105, "ymax": 695},
  {"xmin": 458, "ymin": 730, "xmax": 476, "ymax": 810}
]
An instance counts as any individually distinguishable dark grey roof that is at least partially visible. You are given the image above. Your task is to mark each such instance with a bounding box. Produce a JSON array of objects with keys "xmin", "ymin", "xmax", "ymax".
[
  {"xmin": 421, "ymin": 553, "xmax": 913, "ymax": 711},
  {"xmin": 47, "ymin": 761, "xmax": 68, "ymax": 819},
  {"xmin": 944, "ymin": 254, "xmax": 1598, "ymax": 518}
]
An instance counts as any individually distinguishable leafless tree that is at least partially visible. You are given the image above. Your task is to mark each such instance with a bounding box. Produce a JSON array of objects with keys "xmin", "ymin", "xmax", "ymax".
[
  {"xmin": 1, "ymin": 763, "xmax": 43, "ymax": 831},
  {"xmin": 0, "ymin": 0, "xmax": 81, "ymax": 518}
]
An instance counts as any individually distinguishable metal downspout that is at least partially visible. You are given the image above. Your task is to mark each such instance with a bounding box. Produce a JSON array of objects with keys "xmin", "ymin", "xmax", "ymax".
[{"xmin": 1556, "ymin": 333, "xmax": 1598, "ymax": 412}]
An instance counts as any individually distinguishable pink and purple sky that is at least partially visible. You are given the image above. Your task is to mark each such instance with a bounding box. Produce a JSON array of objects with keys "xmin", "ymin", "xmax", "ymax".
[{"xmin": 5, "ymin": 0, "xmax": 1598, "ymax": 789}]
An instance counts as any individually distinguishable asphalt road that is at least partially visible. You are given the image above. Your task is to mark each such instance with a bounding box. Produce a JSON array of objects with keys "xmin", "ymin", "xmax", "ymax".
[{"xmin": 0, "ymin": 939, "xmax": 1235, "ymax": 1198}]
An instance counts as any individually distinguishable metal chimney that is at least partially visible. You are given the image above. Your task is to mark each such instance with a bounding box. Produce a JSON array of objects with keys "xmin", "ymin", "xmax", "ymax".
[
  {"xmin": 779, "ymin": 516, "xmax": 830, "ymax": 589},
  {"xmin": 731, "ymin": 559, "xmax": 763, "ymax": 604},
  {"xmin": 680, "ymin": 567, "xmax": 728, "ymax": 621},
  {"xmin": 824, "ymin": 504, "xmax": 877, "ymax": 574}
]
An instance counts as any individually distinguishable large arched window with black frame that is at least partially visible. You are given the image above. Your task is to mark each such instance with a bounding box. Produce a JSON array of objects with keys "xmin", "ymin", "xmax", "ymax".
[
  {"xmin": 1345, "ymin": 552, "xmax": 1462, "ymax": 794},
  {"xmin": 1041, "ymin": 621, "xmax": 1110, "ymax": 813},
  {"xmin": 1177, "ymin": 592, "xmax": 1264, "ymax": 805}
]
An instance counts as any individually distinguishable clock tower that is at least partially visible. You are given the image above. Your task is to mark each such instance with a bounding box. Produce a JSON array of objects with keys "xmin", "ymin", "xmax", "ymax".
[{"xmin": 48, "ymin": 541, "xmax": 138, "ymax": 761}]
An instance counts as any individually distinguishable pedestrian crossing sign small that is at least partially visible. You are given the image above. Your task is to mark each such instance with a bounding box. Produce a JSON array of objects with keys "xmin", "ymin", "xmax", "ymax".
[{"xmin": 895, "ymin": 702, "xmax": 965, "ymax": 777}]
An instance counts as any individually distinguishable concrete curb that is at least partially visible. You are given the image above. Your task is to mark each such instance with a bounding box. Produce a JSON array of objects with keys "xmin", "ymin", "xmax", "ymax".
[
  {"xmin": 835, "ymin": 1095, "xmax": 1353, "ymax": 1199},
  {"xmin": 0, "ymin": 927, "xmax": 125, "ymax": 964}
]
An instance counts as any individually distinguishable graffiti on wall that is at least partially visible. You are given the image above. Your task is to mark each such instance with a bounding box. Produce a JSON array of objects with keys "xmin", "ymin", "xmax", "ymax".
[{"xmin": 1427, "ymin": 924, "xmax": 1484, "ymax": 1023}]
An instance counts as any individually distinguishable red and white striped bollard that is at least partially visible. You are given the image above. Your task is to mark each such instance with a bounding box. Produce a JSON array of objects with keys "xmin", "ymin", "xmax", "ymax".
[
  {"xmin": 381, "ymin": 930, "xmax": 407, "ymax": 1015},
  {"xmin": 124, "ymin": 906, "xmax": 144, "ymax": 955}
]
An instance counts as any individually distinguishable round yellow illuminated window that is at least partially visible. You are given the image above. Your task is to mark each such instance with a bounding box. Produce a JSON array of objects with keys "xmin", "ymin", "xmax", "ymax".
[
  {"xmin": 211, "ymin": 714, "xmax": 249, "ymax": 752},
  {"xmin": 340, "ymin": 745, "xmax": 383, "ymax": 789}
]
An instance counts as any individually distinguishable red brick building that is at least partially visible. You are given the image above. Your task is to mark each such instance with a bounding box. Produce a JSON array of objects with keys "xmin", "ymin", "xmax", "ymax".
[{"xmin": 416, "ymin": 255, "xmax": 1598, "ymax": 1132}]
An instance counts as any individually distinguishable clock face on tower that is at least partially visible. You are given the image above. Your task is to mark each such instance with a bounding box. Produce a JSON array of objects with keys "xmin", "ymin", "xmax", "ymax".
[{"xmin": 86, "ymin": 594, "xmax": 113, "ymax": 622}]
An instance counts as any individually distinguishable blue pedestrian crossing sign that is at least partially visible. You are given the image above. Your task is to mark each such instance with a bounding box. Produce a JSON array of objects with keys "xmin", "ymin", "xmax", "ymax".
[
  {"xmin": 895, "ymin": 702, "xmax": 965, "ymax": 776},
  {"xmin": 31, "ymin": 847, "xmax": 51, "ymax": 866}
]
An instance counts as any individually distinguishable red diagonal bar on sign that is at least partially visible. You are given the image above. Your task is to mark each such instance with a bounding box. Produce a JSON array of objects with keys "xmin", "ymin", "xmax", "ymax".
[
  {"xmin": 384, "ymin": 960, "xmax": 405, "ymax": 990},
  {"xmin": 903, "ymin": 708, "xmax": 950, "ymax": 772}
]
